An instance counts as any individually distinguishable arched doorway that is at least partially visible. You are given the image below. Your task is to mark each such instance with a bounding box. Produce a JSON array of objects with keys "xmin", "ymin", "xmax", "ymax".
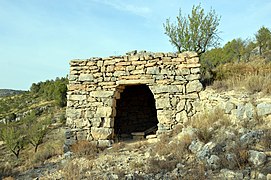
[{"xmin": 114, "ymin": 84, "xmax": 158, "ymax": 140}]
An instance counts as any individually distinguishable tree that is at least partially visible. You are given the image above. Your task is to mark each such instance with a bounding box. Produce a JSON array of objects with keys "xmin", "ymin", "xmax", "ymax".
[
  {"xmin": 27, "ymin": 117, "xmax": 50, "ymax": 152},
  {"xmin": 1, "ymin": 125, "xmax": 26, "ymax": 158},
  {"xmin": 223, "ymin": 38, "xmax": 246, "ymax": 63},
  {"xmin": 164, "ymin": 4, "xmax": 221, "ymax": 55},
  {"xmin": 255, "ymin": 26, "xmax": 271, "ymax": 56}
]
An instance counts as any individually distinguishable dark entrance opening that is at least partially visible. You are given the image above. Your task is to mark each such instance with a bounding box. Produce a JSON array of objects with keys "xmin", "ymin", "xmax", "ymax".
[{"xmin": 114, "ymin": 85, "xmax": 158, "ymax": 140}]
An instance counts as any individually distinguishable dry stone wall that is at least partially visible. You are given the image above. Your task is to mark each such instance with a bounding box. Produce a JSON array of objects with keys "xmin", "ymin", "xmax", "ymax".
[
  {"xmin": 65, "ymin": 51, "xmax": 203, "ymax": 148},
  {"xmin": 196, "ymin": 89, "xmax": 271, "ymax": 126}
]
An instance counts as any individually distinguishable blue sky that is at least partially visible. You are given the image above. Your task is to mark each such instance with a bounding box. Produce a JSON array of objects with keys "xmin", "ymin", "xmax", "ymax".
[{"xmin": 0, "ymin": 0, "xmax": 271, "ymax": 90}]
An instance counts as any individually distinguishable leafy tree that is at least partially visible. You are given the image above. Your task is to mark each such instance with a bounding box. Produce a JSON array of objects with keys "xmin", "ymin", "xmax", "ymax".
[
  {"xmin": 243, "ymin": 40, "xmax": 256, "ymax": 62},
  {"xmin": 164, "ymin": 4, "xmax": 221, "ymax": 55},
  {"xmin": 223, "ymin": 38, "xmax": 246, "ymax": 63},
  {"xmin": 255, "ymin": 26, "xmax": 271, "ymax": 55},
  {"xmin": 54, "ymin": 77, "xmax": 68, "ymax": 107},
  {"xmin": 27, "ymin": 117, "xmax": 50, "ymax": 152},
  {"xmin": 1, "ymin": 125, "xmax": 26, "ymax": 158}
]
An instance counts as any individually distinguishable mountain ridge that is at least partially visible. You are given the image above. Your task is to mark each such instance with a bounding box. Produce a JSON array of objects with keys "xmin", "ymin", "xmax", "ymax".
[{"xmin": 0, "ymin": 89, "xmax": 26, "ymax": 97}]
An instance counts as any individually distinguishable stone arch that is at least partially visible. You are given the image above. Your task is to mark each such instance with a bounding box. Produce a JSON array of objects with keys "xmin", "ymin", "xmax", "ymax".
[{"xmin": 113, "ymin": 84, "xmax": 158, "ymax": 139}]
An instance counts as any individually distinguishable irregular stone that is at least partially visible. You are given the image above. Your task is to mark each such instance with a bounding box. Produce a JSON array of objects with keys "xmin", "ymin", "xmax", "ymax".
[
  {"xmin": 91, "ymin": 127, "xmax": 113, "ymax": 140},
  {"xmin": 97, "ymin": 140, "xmax": 113, "ymax": 147},
  {"xmin": 146, "ymin": 67, "xmax": 160, "ymax": 74},
  {"xmin": 96, "ymin": 107, "xmax": 113, "ymax": 118},
  {"xmin": 186, "ymin": 80, "xmax": 203, "ymax": 93},
  {"xmin": 245, "ymin": 102, "xmax": 255, "ymax": 119},
  {"xmin": 219, "ymin": 169, "xmax": 243, "ymax": 179},
  {"xmin": 185, "ymin": 74, "xmax": 201, "ymax": 81},
  {"xmin": 79, "ymin": 74, "xmax": 94, "ymax": 81},
  {"xmin": 156, "ymin": 97, "xmax": 171, "ymax": 109},
  {"xmin": 240, "ymin": 130, "xmax": 264, "ymax": 145},
  {"xmin": 191, "ymin": 68, "xmax": 201, "ymax": 74},
  {"xmin": 68, "ymin": 95, "xmax": 87, "ymax": 101},
  {"xmin": 175, "ymin": 111, "xmax": 188, "ymax": 123},
  {"xmin": 207, "ymin": 155, "xmax": 221, "ymax": 170},
  {"xmin": 66, "ymin": 109, "xmax": 82, "ymax": 119},
  {"xmin": 236, "ymin": 104, "xmax": 245, "ymax": 119},
  {"xmin": 196, "ymin": 142, "xmax": 216, "ymax": 160},
  {"xmin": 248, "ymin": 150, "xmax": 267, "ymax": 166},
  {"xmin": 257, "ymin": 103, "xmax": 271, "ymax": 116},
  {"xmin": 176, "ymin": 68, "xmax": 190, "ymax": 75},
  {"xmin": 157, "ymin": 110, "xmax": 172, "ymax": 124},
  {"xmin": 116, "ymin": 79, "xmax": 154, "ymax": 85},
  {"xmin": 225, "ymin": 102, "xmax": 236, "ymax": 114},
  {"xmin": 90, "ymin": 91, "xmax": 114, "ymax": 98},
  {"xmin": 150, "ymin": 85, "xmax": 181, "ymax": 93},
  {"xmin": 189, "ymin": 140, "xmax": 205, "ymax": 154},
  {"xmin": 113, "ymin": 71, "xmax": 127, "ymax": 77}
]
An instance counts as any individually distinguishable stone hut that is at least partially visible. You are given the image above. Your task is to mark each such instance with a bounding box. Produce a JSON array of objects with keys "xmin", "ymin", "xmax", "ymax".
[{"xmin": 65, "ymin": 51, "xmax": 203, "ymax": 148}]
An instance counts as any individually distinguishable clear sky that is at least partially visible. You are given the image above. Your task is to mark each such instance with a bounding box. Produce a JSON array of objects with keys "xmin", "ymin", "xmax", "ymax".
[{"xmin": 0, "ymin": 0, "xmax": 271, "ymax": 90}]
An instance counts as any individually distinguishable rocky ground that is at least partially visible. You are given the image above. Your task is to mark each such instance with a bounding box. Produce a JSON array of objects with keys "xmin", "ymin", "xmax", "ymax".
[{"xmin": 9, "ymin": 126, "xmax": 271, "ymax": 180}]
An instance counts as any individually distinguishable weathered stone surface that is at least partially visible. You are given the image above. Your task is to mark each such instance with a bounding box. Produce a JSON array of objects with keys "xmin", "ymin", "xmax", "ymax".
[
  {"xmin": 207, "ymin": 155, "xmax": 221, "ymax": 170},
  {"xmin": 91, "ymin": 127, "xmax": 113, "ymax": 140},
  {"xmin": 79, "ymin": 74, "xmax": 94, "ymax": 81},
  {"xmin": 146, "ymin": 67, "xmax": 160, "ymax": 74},
  {"xmin": 157, "ymin": 110, "xmax": 172, "ymax": 124},
  {"xmin": 257, "ymin": 103, "xmax": 271, "ymax": 116},
  {"xmin": 97, "ymin": 140, "xmax": 113, "ymax": 147},
  {"xmin": 150, "ymin": 85, "xmax": 182, "ymax": 93},
  {"xmin": 90, "ymin": 91, "xmax": 114, "ymax": 98},
  {"xmin": 225, "ymin": 102, "xmax": 236, "ymax": 114},
  {"xmin": 186, "ymin": 80, "xmax": 203, "ymax": 93},
  {"xmin": 96, "ymin": 107, "xmax": 113, "ymax": 117},
  {"xmin": 185, "ymin": 74, "xmax": 201, "ymax": 81},
  {"xmin": 68, "ymin": 95, "xmax": 87, "ymax": 101},
  {"xmin": 116, "ymin": 79, "xmax": 154, "ymax": 85},
  {"xmin": 177, "ymin": 100, "xmax": 186, "ymax": 111},
  {"xmin": 248, "ymin": 150, "xmax": 267, "ymax": 166},
  {"xmin": 219, "ymin": 169, "xmax": 243, "ymax": 179},
  {"xmin": 189, "ymin": 140, "xmax": 204, "ymax": 154},
  {"xmin": 156, "ymin": 97, "xmax": 171, "ymax": 109},
  {"xmin": 66, "ymin": 109, "xmax": 82, "ymax": 119}
]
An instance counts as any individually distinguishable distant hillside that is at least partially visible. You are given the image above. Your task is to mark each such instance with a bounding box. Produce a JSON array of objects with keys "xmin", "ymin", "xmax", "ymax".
[{"xmin": 0, "ymin": 89, "xmax": 26, "ymax": 97}]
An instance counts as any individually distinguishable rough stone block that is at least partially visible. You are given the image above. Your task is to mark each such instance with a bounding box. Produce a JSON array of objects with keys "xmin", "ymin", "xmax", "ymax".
[
  {"xmin": 257, "ymin": 103, "xmax": 271, "ymax": 116},
  {"xmin": 79, "ymin": 74, "xmax": 94, "ymax": 81},
  {"xmin": 91, "ymin": 127, "xmax": 113, "ymax": 140},
  {"xmin": 185, "ymin": 74, "xmax": 201, "ymax": 81},
  {"xmin": 191, "ymin": 68, "xmax": 201, "ymax": 74},
  {"xmin": 156, "ymin": 97, "xmax": 171, "ymax": 109},
  {"xmin": 146, "ymin": 67, "xmax": 160, "ymax": 74},
  {"xmin": 68, "ymin": 95, "xmax": 87, "ymax": 101},
  {"xmin": 98, "ymin": 140, "xmax": 113, "ymax": 147},
  {"xmin": 157, "ymin": 110, "xmax": 173, "ymax": 124},
  {"xmin": 186, "ymin": 80, "xmax": 203, "ymax": 93},
  {"xmin": 90, "ymin": 91, "xmax": 114, "ymax": 98},
  {"xmin": 96, "ymin": 107, "xmax": 113, "ymax": 117},
  {"xmin": 116, "ymin": 79, "xmax": 154, "ymax": 85},
  {"xmin": 66, "ymin": 108, "xmax": 82, "ymax": 119},
  {"xmin": 150, "ymin": 85, "xmax": 181, "ymax": 93}
]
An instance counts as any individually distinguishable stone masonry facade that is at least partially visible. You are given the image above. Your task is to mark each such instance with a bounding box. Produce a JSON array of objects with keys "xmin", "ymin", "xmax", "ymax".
[{"xmin": 65, "ymin": 51, "xmax": 203, "ymax": 148}]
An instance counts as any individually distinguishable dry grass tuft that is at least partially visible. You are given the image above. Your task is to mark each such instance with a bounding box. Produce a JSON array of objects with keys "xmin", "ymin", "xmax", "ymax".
[
  {"xmin": 147, "ymin": 158, "xmax": 177, "ymax": 174},
  {"xmin": 111, "ymin": 141, "xmax": 126, "ymax": 151},
  {"xmin": 189, "ymin": 108, "xmax": 230, "ymax": 143},
  {"xmin": 62, "ymin": 161, "xmax": 82, "ymax": 180},
  {"xmin": 30, "ymin": 142, "xmax": 63, "ymax": 165},
  {"xmin": 71, "ymin": 140, "xmax": 98, "ymax": 158}
]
